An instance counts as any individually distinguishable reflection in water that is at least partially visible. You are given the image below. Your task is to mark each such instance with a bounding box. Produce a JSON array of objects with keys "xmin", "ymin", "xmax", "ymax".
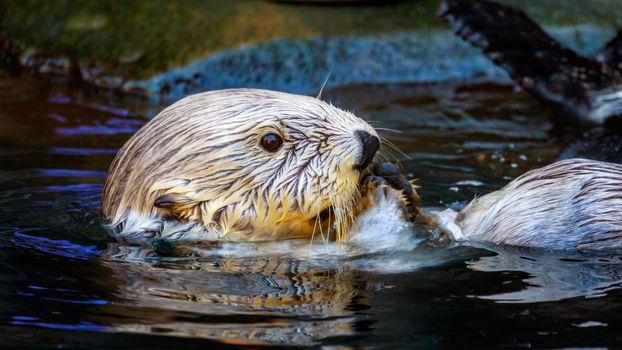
[
  {"xmin": 467, "ymin": 243, "xmax": 622, "ymax": 303},
  {"xmin": 102, "ymin": 247, "xmax": 360, "ymax": 345},
  {"xmin": 2, "ymin": 74, "xmax": 622, "ymax": 347},
  {"xmin": 98, "ymin": 224, "xmax": 453, "ymax": 345}
]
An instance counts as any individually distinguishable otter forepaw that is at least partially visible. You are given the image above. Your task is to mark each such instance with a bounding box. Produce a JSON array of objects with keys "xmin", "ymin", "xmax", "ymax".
[
  {"xmin": 360, "ymin": 162, "xmax": 419, "ymax": 221},
  {"xmin": 360, "ymin": 173, "xmax": 390, "ymax": 204}
]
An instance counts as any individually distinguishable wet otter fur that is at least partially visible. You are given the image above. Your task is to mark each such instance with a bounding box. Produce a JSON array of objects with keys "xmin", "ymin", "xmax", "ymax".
[
  {"xmin": 434, "ymin": 158, "xmax": 622, "ymax": 249},
  {"xmin": 102, "ymin": 89, "xmax": 417, "ymax": 244}
]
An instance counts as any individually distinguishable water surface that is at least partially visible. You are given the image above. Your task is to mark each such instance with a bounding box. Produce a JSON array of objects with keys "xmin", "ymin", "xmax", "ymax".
[{"xmin": 1, "ymin": 73, "xmax": 621, "ymax": 348}]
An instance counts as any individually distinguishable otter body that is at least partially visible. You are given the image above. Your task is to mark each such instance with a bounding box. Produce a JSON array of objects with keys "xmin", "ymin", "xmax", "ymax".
[{"xmin": 436, "ymin": 159, "xmax": 622, "ymax": 249}]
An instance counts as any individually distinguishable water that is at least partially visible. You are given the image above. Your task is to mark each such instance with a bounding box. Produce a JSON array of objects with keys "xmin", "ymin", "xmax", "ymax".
[{"xmin": 1, "ymin": 72, "xmax": 622, "ymax": 348}]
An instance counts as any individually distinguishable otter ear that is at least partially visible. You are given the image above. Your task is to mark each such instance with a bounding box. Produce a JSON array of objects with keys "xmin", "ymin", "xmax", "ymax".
[{"xmin": 154, "ymin": 194, "xmax": 194, "ymax": 210}]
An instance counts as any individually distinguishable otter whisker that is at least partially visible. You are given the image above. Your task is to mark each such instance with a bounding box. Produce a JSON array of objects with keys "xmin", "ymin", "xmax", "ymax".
[
  {"xmin": 381, "ymin": 138, "xmax": 404, "ymax": 154},
  {"xmin": 332, "ymin": 183, "xmax": 359, "ymax": 243},
  {"xmin": 316, "ymin": 69, "xmax": 332, "ymax": 100},
  {"xmin": 381, "ymin": 138, "xmax": 411, "ymax": 160},
  {"xmin": 375, "ymin": 127, "xmax": 402, "ymax": 133},
  {"xmin": 377, "ymin": 148, "xmax": 392, "ymax": 162},
  {"xmin": 327, "ymin": 203, "xmax": 334, "ymax": 244},
  {"xmin": 378, "ymin": 142, "xmax": 400, "ymax": 162},
  {"xmin": 344, "ymin": 194, "xmax": 359, "ymax": 241},
  {"xmin": 309, "ymin": 204, "xmax": 321, "ymax": 250},
  {"xmin": 365, "ymin": 120, "xmax": 382, "ymax": 126},
  {"xmin": 318, "ymin": 205, "xmax": 328, "ymax": 246}
]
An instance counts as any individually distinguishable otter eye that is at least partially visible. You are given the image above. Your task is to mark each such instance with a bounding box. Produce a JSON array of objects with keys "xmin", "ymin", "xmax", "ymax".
[{"xmin": 260, "ymin": 133, "xmax": 283, "ymax": 152}]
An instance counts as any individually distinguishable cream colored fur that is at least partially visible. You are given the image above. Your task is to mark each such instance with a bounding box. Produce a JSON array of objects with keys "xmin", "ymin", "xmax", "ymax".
[
  {"xmin": 442, "ymin": 158, "xmax": 622, "ymax": 249},
  {"xmin": 102, "ymin": 89, "xmax": 378, "ymax": 243}
]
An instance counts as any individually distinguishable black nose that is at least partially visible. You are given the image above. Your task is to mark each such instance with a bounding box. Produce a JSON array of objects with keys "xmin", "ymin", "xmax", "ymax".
[{"xmin": 354, "ymin": 130, "xmax": 380, "ymax": 171}]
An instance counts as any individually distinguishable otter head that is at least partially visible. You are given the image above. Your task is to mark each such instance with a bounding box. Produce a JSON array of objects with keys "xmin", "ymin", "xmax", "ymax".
[{"xmin": 102, "ymin": 89, "xmax": 380, "ymax": 242}]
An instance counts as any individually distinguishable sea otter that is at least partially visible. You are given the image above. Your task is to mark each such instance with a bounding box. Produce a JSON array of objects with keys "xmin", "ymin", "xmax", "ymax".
[
  {"xmin": 103, "ymin": 89, "xmax": 622, "ymax": 250},
  {"xmin": 102, "ymin": 88, "xmax": 417, "ymax": 244},
  {"xmin": 439, "ymin": 0, "xmax": 622, "ymax": 163}
]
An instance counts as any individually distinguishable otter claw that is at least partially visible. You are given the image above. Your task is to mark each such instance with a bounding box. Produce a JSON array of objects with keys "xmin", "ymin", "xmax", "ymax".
[
  {"xmin": 360, "ymin": 162, "xmax": 419, "ymax": 221},
  {"xmin": 364, "ymin": 175, "xmax": 390, "ymax": 197},
  {"xmin": 361, "ymin": 174, "xmax": 386, "ymax": 187},
  {"xmin": 371, "ymin": 163, "xmax": 416, "ymax": 201}
]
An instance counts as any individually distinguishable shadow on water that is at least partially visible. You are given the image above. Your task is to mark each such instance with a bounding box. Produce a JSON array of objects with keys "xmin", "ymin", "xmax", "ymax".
[{"xmin": 1, "ymin": 71, "xmax": 622, "ymax": 347}]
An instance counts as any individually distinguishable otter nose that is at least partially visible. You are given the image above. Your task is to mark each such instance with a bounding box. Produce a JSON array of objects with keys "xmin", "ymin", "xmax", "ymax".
[{"xmin": 354, "ymin": 130, "xmax": 380, "ymax": 171}]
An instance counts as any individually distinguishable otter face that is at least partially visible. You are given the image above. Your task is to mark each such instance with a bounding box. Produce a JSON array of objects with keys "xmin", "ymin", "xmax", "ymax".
[{"xmin": 102, "ymin": 89, "xmax": 379, "ymax": 242}]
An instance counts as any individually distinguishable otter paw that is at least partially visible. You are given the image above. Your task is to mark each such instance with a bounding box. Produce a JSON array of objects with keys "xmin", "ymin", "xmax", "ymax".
[
  {"xmin": 360, "ymin": 162, "xmax": 419, "ymax": 221},
  {"xmin": 360, "ymin": 173, "xmax": 390, "ymax": 204}
]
